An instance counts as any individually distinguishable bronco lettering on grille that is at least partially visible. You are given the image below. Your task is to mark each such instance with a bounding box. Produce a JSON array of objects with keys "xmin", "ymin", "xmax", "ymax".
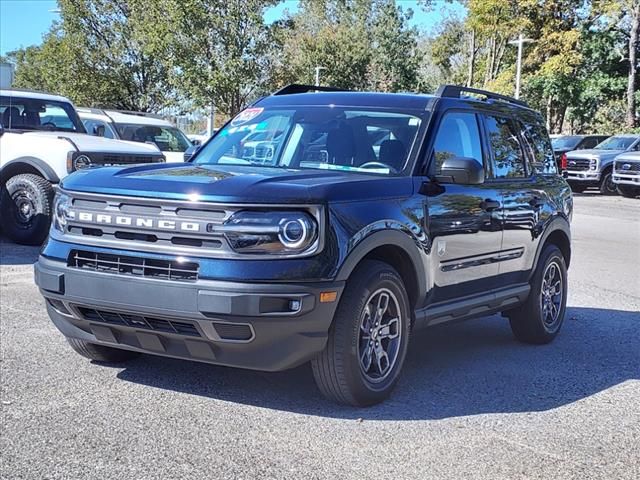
[{"xmin": 70, "ymin": 211, "xmax": 201, "ymax": 232}]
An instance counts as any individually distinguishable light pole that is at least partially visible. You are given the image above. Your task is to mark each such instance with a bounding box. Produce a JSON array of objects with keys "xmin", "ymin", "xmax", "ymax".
[
  {"xmin": 314, "ymin": 66, "xmax": 326, "ymax": 87},
  {"xmin": 508, "ymin": 34, "xmax": 535, "ymax": 99}
]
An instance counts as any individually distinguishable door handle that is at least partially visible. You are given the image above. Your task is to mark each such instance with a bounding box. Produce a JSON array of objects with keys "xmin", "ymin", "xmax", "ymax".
[
  {"xmin": 529, "ymin": 196, "xmax": 544, "ymax": 209},
  {"xmin": 479, "ymin": 199, "xmax": 500, "ymax": 212}
]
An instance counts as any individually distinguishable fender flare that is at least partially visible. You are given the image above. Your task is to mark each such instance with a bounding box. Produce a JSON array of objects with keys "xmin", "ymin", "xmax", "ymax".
[
  {"xmin": 0, "ymin": 156, "xmax": 60, "ymax": 184},
  {"xmin": 335, "ymin": 229, "xmax": 427, "ymax": 305},
  {"xmin": 531, "ymin": 215, "xmax": 572, "ymax": 275}
]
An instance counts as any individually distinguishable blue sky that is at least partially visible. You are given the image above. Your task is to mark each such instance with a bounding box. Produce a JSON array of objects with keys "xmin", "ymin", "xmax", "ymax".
[{"xmin": 0, "ymin": 0, "xmax": 465, "ymax": 56}]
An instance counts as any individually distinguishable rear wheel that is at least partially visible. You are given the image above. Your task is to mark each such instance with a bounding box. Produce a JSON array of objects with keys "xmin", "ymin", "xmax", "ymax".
[
  {"xmin": 509, "ymin": 244, "xmax": 568, "ymax": 344},
  {"xmin": 599, "ymin": 169, "xmax": 617, "ymax": 196},
  {"xmin": 0, "ymin": 174, "xmax": 54, "ymax": 245},
  {"xmin": 616, "ymin": 185, "xmax": 640, "ymax": 199},
  {"xmin": 311, "ymin": 260, "xmax": 411, "ymax": 406},
  {"xmin": 66, "ymin": 338, "xmax": 140, "ymax": 363}
]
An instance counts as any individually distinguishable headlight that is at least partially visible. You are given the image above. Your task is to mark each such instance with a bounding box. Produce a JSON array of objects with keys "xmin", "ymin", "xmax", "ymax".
[
  {"xmin": 66, "ymin": 151, "xmax": 92, "ymax": 172},
  {"xmin": 222, "ymin": 211, "xmax": 319, "ymax": 255},
  {"xmin": 590, "ymin": 158, "xmax": 598, "ymax": 170},
  {"xmin": 52, "ymin": 193, "xmax": 71, "ymax": 233}
]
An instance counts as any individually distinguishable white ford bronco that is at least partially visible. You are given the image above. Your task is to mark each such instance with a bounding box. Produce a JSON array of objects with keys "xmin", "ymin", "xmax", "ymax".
[{"xmin": 0, "ymin": 89, "xmax": 165, "ymax": 245}]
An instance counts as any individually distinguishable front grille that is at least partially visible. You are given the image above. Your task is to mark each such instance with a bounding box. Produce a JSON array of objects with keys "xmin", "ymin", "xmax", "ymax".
[
  {"xmin": 615, "ymin": 161, "xmax": 640, "ymax": 173},
  {"xmin": 566, "ymin": 158, "xmax": 591, "ymax": 171},
  {"xmin": 101, "ymin": 154, "xmax": 164, "ymax": 165},
  {"xmin": 76, "ymin": 306, "xmax": 201, "ymax": 337},
  {"xmin": 68, "ymin": 250, "xmax": 199, "ymax": 282}
]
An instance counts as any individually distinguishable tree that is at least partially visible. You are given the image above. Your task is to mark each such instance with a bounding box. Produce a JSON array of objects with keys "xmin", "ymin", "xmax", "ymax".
[
  {"xmin": 11, "ymin": 0, "xmax": 176, "ymax": 111},
  {"xmin": 162, "ymin": 0, "xmax": 277, "ymax": 117}
]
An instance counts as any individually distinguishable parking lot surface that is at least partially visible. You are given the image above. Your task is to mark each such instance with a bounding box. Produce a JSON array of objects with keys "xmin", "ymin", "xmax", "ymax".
[{"xmin": 1, "ymin": 194, "xmax": 639, "ymax": 480}]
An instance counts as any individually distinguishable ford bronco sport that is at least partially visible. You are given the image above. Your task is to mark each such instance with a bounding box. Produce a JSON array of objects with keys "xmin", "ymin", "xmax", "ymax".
[
  {"xmin": 35, "ymin": 85, "xmax": 572, "ymax": 406},
  {"xmin": 0, "ymin": 89, "xmax": 165, "ymax": 245}
]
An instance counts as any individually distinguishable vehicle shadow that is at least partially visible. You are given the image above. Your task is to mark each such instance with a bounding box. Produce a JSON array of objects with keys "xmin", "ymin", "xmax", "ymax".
[
  {"xmin": 0, "ymin": 235, "xmax": 41, "ymax": 265},
  {"xmin": 115, "ymin": 306, "xmax": 639, "ymax": 420}
]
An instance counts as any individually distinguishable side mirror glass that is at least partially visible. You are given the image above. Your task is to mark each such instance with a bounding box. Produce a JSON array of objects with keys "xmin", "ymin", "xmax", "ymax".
[
  {"xmin": 434, "ymin": 156, "xmax": 484, "ymax": 185},
  {"xmin": 191, "ymin": 139, "xmax": 201, "ymax": 146},
  {"xmin": 183, "ymin": 144, "xmax": 201, "ymax": 162}
]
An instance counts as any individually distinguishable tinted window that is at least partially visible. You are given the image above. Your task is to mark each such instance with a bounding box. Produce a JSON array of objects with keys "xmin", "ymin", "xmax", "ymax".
[
  {"xmin": 0, "ymin": 96, "xmax": 83, "ymax": 132},
  {"xmin": 431, "ymin": 112, "xmax": 483, "ymax": 174},
  {"xmin": 580, "ymin": 137, "xmax": 599, "ymax": 149},
  {"xmin": 195, "ymin": 107, "xmax": 424, "ymax": 175},
  {"xmin": 520, "ymin": 121, "xmax": 557, "ymax": 175},
  {"xmin": 551, "ymin": 136, "xmax": 581, "ymax": 150},
  {"xmin": 485, "ymin": 115, "xmax": 526, "ymax": 178},
  {"xmin": 115, "ymin": 124, "xmax": 191, "ymax": 152},
  {"xmin": 594, "ymin": 136, "xmax": 638, "ymax": 150}
]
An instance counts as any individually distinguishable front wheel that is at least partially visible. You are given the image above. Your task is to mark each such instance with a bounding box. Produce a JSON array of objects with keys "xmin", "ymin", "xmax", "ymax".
[
  {"xmin": 599, "ymin": 170, "xmax": 618, "ymax": 196},
  {"xmin": 0, "ymin": 174, "xmax": 54, "ymax": 245},
  {"xmin": 311, "ymin": 260, "xmax": 411, "ymax": 406},
  {"xmin": 509, "ymin": 244, "xmax": 568, "ymax": 344},
  {"xmin": 616, "ymin": 185, "xmax": 640, "ymax": 199}
]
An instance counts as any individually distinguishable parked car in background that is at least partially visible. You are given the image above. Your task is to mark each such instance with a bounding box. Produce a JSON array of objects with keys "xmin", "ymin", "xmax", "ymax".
[
  {"xmin": 551, "ymin": 134, "xmax": 609, "ymax": 171},
  {"xmin": 564, "ymin": 135, "xmax": 640, "ymax": 194},
  {"xmin": 612, "ymin": 151, "xmax": 640, "ymax": 198},
  {"xmin": 78, "ymin": 108, "xmax": 192, "ymax": 163},
  {"xmin": 187, "ymin": 130, "xmax": 217, "ymax": 145},
  {"xmin": 0, "ymin": 89, "xmax": 165, "ymax": 245}
]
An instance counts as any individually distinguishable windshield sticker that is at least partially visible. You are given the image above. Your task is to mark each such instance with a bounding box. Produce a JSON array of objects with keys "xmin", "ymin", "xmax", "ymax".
[{"xmin": 231, "ymin": 107, "xmax": 264, "ymax": 127}]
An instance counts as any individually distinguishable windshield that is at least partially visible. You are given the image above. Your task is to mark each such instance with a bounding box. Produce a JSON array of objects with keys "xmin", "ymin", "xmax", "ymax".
[
  {"xmin": 193, "ymin": 106, "xmax": 424, "ymax": 175},
  {"xmin": 0, "ymin": 96, "xmax": 84, "ymax": 132},
  {"xmin": 551, "ymin": 136, "xmax": 582, "ymax": 150},
  {"xmin": 594, "ymin": 136, "xmax": 637, "ymax": 151},
  {"xmin": 115, "ymin": 123, "xmax": 192, "ymax": 152}
]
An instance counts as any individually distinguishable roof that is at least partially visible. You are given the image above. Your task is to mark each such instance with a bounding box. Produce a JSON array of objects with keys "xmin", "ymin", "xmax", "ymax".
[
  {"xmin": 0, "ymin": 88, "xmax": 72, "ymax": 104},
  {"xmin": 257, "ymin": 91, "xmax": 436, "ymax": 110},
  {"xmin": 76, "ymin": 108, "xmax": 174, "ymax": 127}
]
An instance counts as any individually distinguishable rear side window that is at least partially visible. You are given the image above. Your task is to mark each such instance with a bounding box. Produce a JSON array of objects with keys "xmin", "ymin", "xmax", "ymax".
[
  {"xmin": 520, "ymin": 121, "xmax": 557, "ymax": 175},
  {"xmin": 485, "ymin": 115, "xmax": 526, "ymax": 178},
  {"xmin": 431, "ymin": 112, "xmax": 483, "ymax": 174}
]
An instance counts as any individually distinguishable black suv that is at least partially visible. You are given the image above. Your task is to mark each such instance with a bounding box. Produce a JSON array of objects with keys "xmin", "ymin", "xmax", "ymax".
[{"xmin": 35, "ymin": 85, "xmax": 572, "ymax": 406}]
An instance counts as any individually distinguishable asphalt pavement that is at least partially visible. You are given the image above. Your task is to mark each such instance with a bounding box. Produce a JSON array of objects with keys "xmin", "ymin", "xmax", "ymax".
[{"xmin": 1, "ymin": 193, "xmax": 639, "ymax": 480}]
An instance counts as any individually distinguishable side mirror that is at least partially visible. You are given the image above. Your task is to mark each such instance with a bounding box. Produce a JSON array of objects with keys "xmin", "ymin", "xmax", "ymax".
[
  {"xmin": 191, "ymin": 139, "xmax": 201, "ymax": 146},
  {"xmin": 183, "ymin": 144, "xmax": 201, "ymax": 162},
  {"xmin": 434, "ymin": 157, "xmax": 484, "ymax": 185},
  {"xmin": 93, "ymin": 124, "xmax": 106, "ymax": 137},
  {"xmin": 0, "ymin": 124, "xmax": 4, "ymax": 137}
]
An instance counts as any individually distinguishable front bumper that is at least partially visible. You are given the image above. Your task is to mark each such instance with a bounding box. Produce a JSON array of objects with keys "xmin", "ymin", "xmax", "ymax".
[
  {"xmin": 35, "ymin": 256, "xmax": 344, "ymax": 371},
  {"xmin": 566, "ymin": 170, "xmax": 601, "ymax": 184},
  {"xmin": 612, "ymin": 173, "xmax": 640, "ymax": 186}
]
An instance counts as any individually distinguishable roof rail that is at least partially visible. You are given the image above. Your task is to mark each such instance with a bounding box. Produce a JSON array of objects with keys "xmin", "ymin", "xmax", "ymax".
[
  {"xmin": 110, "ymin": 109, "xmax": 164, "ymax": 119},
  {"xmin": 76, "ymin": 107, "xmax": 107, "ymax": 115},
  {"xmin": 273, "ymin": 84, "xmax": 349, "ymax": 96},
  {"xmin": 436, "ymin": 84, "xmax": 529, "ymax": 108}
]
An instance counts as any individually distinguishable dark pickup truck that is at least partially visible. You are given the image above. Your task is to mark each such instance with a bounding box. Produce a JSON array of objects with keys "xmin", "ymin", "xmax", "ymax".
[{"xmin": 35, "ymin": 85, "xmax": 572, "ymax": 406}]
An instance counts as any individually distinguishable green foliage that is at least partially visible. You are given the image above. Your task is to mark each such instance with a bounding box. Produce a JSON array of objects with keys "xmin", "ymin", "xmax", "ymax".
[{"xmin": 274, "ymin": 0, "xmax": 421, "ymax": 91}]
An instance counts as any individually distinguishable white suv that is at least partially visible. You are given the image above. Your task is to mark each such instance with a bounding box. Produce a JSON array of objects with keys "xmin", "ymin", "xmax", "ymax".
[
  {"xmin": 77, "ymin": 108, "xmax": 192, "ymax": 163},
  {"xmin": 0, "ymin": 89, "xmax": 165, "ymax": 245}
]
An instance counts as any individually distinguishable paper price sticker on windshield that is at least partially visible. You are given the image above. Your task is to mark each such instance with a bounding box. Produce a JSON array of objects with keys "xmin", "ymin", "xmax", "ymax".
[{"xmin": 231, "ymin": 107, "xmax": 264, "ymax": 126}]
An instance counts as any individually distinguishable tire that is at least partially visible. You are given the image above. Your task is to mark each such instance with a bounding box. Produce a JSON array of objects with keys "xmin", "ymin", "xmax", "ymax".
[
  {"xmin": 599, "ymin": 169, "xmax": 617, "ymax": 196},
  {"xmin": 0, "ymin": 174, "xmax": 54, "ymax": 245},
  {"xmin": 311, "ymin": 260, "xmax": 411, "ymax": 406},
  {"xmin": 616, "ymin": 185, "xmax": 640, "ymax": 199},
  {"xmin": 569, "ymin": 184, "xmax": 587, "ymax": 194},
  {"xmin": 509, "ymin": 244, "xmax": 568, "ymax": 345},
  {"xmin": 66, "ymin": 338, "xmax": 140, "ymax": 363}
]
